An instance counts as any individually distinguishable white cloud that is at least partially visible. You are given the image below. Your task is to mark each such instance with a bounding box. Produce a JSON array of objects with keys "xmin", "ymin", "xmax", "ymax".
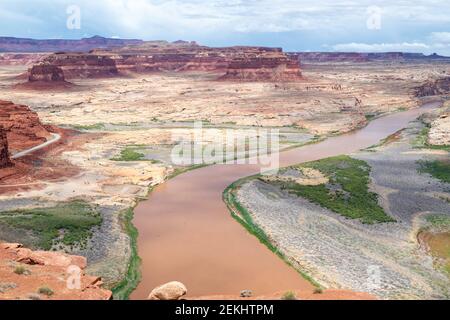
[
  {"xmin": 34, "ymin": 0, "xmax": 450, "ymax": 35},
  {"xmin": 429, "ymin": 32, "xmax": 450, "ymax": 43},
  {"xmin": 2, "ymin": 0, "xmax": 450, "ymax": 54}
]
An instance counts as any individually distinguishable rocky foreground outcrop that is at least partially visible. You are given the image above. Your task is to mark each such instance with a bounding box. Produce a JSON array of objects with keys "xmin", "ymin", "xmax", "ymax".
[
  {"xmin": 0, "ymin": 100, "xmax": 52, "ymax": 152},
  {"xmin": 0, "ymin": 243, "xmax": 112, "ymax": 300},
  {"xmin": 0, "ymin": 126, "xmax": 12, "ymax": 168}
]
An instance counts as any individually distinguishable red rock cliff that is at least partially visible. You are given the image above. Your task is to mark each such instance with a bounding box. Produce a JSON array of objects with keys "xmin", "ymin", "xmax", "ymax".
[
  {"xmin": 28, "ymin": 64, "xmax": 66, "ymax": 82},
  {"xmin": 0, "ymin": 100, "xmax": 51, "ymax": 152},
  {"xmin": 221, "ymin": 52, "xmax": 302, "ymax": 81},
  {"xmin": 415, "ymin": 77, "xmax": 450, "ymax": 97},
  {"xmin": 0, "ymin": 126, "xmax": 12, "ymax": 168},
  {"xmin": 34, "ymin": 53, "xmax": 119, "ymax": 79},
  {"xmin": 27, "ymin": 42, "xmax": 302, "ymax": 82}
]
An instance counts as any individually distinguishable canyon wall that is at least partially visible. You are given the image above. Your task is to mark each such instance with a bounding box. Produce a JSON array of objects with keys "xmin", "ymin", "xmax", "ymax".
[
  {"xmin": 28, "ymin": 64, "xmax": 66, "ymax": 82},
  {"xmin": 0, "ymin": 126, "xmax": 11, "ymax": 168},
  {"xmin": 0, "ymin": 100, "xmax": 51, "ymax": 152},
  {"xmin": 415, "ymin": 77, "xmax": 450, "ymax": 97},
  {"xmin": 221, "ymin": 52, "xmax": 302, "ymax": 81}
]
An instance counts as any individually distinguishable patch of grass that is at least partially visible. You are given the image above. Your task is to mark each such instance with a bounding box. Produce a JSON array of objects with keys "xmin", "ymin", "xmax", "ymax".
[
  {"xmin": 38, "ymin": 287, "xmax": 54, "ymax": 297},
  {"xmin": 278, "ymin": 155, "xmax": 394, "ymax": 224},
  {"xmin": 223, "ymin": 179, "xmax": 322, "ymax": 290},
  {"xmin": 168, "ymin": 164, "xmax": 208, "ymax": 179},
  {"xmin": 0, "ymin": 201, "xmax": 102, "ymax": 250},
  {"xmin": 72, "ymin": 123, "xmax": 105, "ymax": 131},
  {"xmin": 111, "ymin": 208, "xmax": 141, "ymax": 300},
  {"xmin": 426, "ymin": 214, "xmax": 450, "ymax": 228},
  {"xmin": 418, "ymin": 160, "xmax": 450, "ymax": 183},
  {"xmin": 365, "ymin": 113, "xmax": 377, "ymax": 121},
  {"xmin": 281, "ymin": 291, "xmax": 297, "ymax": 300},
  {"xmin": 111, "ymin": 147, "xmax": 146, "ymax": 161}
]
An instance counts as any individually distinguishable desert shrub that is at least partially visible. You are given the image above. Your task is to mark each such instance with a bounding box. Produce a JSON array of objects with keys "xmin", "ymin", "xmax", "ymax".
[
  {"xmin": 281, "ymin": 291, "xmax": 297, "ymax": 300},
  {"xmin": 38, "ymin": 287, "xmax": 54, "ymax": 297}
]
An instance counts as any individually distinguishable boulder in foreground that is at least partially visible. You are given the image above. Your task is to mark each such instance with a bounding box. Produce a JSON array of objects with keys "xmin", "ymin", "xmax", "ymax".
[{"xmin": 148, "ymin": 281, "xmax": 187, "ymax": 300}]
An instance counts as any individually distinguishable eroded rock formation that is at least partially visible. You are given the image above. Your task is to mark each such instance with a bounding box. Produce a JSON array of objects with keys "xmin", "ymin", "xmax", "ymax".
[
  {"xmin": 415, "ymin": 77, "xmax": 450, "ymax": 97},
  {"xmin": 0, "ymin": 126, "xmax": 12, "ymax": 168},
  {"xmin": 26, "ymin": 42, "xmax": 302, "ymax": 82},
  {"xmin": 221, "ymin": 52, "xmax": 302, "ymax": 81},
  {"xmin": 0, "ymin": 100, "xmax": 51, "ymax": 152},
  {"xmin": 28, "ymin": 64, "xmax": 66, "ymax": 82},
  {"xmin": 0, "ymin": 243, "xmax": 112, "ymax": 300},
  {"xmin": 36, "ymin": 53, "xmax": 119, "ymax": 79}
]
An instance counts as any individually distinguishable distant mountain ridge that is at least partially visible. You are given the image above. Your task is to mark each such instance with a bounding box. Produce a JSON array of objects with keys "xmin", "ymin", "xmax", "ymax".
[
  {"xmin": 292, "ymin": 51, "xmax": 450, "ymax": 63},
  {"xmin": 0, "ymin": 35, "xmax": 143, "ymax": 53}
]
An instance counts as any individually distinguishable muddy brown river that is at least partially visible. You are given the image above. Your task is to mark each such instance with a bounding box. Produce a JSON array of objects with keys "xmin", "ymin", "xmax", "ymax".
[{"xmin": 131, "ymin": 102, "xmax": 439, "ymax": 299}]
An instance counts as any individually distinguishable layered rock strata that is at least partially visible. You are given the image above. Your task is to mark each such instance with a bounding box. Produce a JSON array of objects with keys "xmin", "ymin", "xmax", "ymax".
[
  {"xmin": 0, "ymin": 126, "xmax": 11, "ymax": 168},
  {"xmin": 415, "ymin": 77, "xmax": 450, "ymax": 97},
  {"xmin": 0, "ymin": 100, "xmax": 51, "ymax": 152},
  {"xmin": 26, "ymin": 42, "xmax": 302, "ymax": 82}
]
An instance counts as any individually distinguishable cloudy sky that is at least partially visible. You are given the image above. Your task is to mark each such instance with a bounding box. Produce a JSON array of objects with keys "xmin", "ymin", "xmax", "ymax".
[{"xmin": 1, "ymin": 0, "xmax": 450, "ymax": 55}]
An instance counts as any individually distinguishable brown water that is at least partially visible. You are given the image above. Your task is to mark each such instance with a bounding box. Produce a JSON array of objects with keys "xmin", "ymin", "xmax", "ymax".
[{"xmin": 131, "ymin": 102, "xmax": 439, "ymax": 299}]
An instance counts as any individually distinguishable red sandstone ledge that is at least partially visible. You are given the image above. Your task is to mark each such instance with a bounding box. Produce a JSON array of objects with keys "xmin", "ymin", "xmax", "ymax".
[{"xmin": 0, "ymin": 243, "xmax": 112, "ymax": 300}]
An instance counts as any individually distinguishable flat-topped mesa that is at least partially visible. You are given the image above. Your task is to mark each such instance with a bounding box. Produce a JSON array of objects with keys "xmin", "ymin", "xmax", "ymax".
[
  {"xmin": 105, "ymin": 44, "xmax": 283, "ymax": 74},
  {"xmin": 28, "ymin": 64, "xmax": 65, "ymax": 82},
  {"xmin": 220, "ymin": 51, "xmax": 302, "ymax": 81},
  {"xmin": 25, "ymin": 42, "xmax": 302, "ymax": 81},
  {"xmin": 0, "ymin": 126, "xmax": 12, "ymax": 168},
  {"xmin": 37, "ymin": 53, "xmax": 119, "ymax": 79},
  {"xmin": 0, "ymin": 100, "xmax": 51, "ymax": 153}
]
